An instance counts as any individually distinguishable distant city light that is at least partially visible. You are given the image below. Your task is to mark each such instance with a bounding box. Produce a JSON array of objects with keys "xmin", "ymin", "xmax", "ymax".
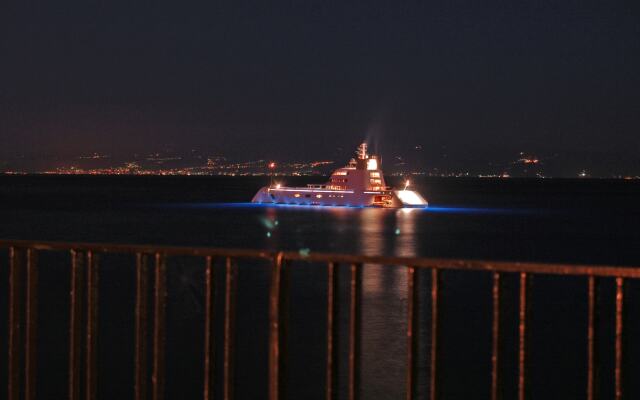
[{"xmin": 4, "ymin": 148, "xmax": 637, "ymax": 179}]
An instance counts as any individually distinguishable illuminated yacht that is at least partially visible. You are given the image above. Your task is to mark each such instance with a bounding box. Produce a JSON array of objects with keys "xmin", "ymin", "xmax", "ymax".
[{"xmin": 251, "ymin": 143, "xmax": 428, "ymax": 208}]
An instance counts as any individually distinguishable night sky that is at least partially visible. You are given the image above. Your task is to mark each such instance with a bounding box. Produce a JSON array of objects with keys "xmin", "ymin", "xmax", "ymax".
[{"xmin": 2, "ymin": 1, "xmax": 639, "ymax": 161}]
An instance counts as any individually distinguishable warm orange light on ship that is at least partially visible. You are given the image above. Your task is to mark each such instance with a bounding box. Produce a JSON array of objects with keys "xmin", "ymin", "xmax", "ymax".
[
  {"xmin": 396, "ymin": 189, "xmax": 427, "ymax": 205},
  {"xmin": 269, "ymin": 162, "xmax": 276, "ymax": 169}
]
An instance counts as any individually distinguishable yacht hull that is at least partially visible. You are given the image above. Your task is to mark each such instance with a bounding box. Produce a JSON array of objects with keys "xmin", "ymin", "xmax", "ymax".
[{"xmin": 251, "ymin": 186, "xmax": 427, "ymax": 208}]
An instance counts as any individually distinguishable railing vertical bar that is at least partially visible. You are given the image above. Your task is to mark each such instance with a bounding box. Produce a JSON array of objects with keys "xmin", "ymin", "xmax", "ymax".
[
  {"xmin": 429, "ymin": 268, "xmax": 439, "ymax": 400},
  {"xmin": 587, "ymin": 276, "xmax": 595, "ymax": 400},
  {"xmin": 8, "ymin": 247, "xmax": 24, "ymax": 400},
  {"xmin": 406, "ymin": 266, "xmax": 418, "ymax": 400},
  {"xmin": 279, "ymin": 259, "xmax": 290, "ymax": 400},
  {"xmin": 135, "ymin": 253, "xmax": 149, "ymax": 400},
  {"xmin": 348, "ymin": 263, "xmax": 362, "ymax": 400},
  {"xmin": 69, "ymin": 250, "xmax": 84, "ymax": 400},
  {"xmin": 518, "ymin": 272, "xmax": 528, "ymax": 400},
  {"xmin": 204, "ymin": 256, "xmax": 215, "ymax": 400},
  {"xmin": 25, "ymin": 249, "xmax": 38, "ymax": 400},
  {"xmin": 326, "ymin": 262, "xmax": 339, "ymax": 400},
  {"xmin": 268, "ymin": 253, "xmax": 285, "ymax": 400},
  {"xmin": 491, "ymin": 272, "xmax": 501, "ymax": 400},
  {"xmin": 152, "ymin": 253, "xmax": 167, "ymax": 400},
  {"xmin": 85, "ymin": 251, "xmax": 99, "ymax": 400},
  {"xmin": 615, "ymin": 277, "xmax": 623, "ymax": 400},
  {"xmin": 223, "ymin": 257, "xmax": 237, "ymax": 400}
]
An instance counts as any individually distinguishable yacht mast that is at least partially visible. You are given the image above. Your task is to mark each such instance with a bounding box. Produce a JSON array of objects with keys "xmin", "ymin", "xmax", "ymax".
[{"xmin": 356, "ymin": 142, "xmax": 368, "ymax": 160}]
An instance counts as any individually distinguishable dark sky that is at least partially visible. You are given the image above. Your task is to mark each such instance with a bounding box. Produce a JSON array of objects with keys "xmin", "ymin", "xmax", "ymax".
[{"xmin": 1, "ymin": 1, "xmax": 639, "ymax": 161}]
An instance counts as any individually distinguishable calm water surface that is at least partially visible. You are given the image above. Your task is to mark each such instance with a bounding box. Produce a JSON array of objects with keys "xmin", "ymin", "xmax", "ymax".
[{"xmin": 1, "ymin": 176, "xmax": 639, "ymax": 399}]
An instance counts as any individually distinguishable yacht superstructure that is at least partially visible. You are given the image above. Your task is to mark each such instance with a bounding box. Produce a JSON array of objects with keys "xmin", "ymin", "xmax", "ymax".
[{"xmin": 251, "ymin": 143, "xmax": 427, "ymax": 208}]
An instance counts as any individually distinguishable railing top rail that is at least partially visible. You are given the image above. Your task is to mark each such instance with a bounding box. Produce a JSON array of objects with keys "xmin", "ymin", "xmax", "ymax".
[
  {"xmin": 2, "ymin": 239, "xmax": 640, "ymax": 278},
  {"xmin": 0, "ymin": 239, "xmax": 274, "ymax": 260},
  {"xmin": 281, "ymin": 251, "xmax": 640, "ymax": 278}
]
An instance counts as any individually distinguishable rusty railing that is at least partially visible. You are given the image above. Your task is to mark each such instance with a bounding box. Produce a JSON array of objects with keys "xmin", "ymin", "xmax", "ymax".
[{"xmin": 2, "ymin": 239, "xmax": 638, "ymax": 400}]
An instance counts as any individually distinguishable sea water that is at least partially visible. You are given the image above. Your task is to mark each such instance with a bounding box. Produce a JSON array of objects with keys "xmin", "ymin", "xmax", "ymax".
[{"xmin": 1, "ymin": 176, "xmax": 639, "ymax": 399}]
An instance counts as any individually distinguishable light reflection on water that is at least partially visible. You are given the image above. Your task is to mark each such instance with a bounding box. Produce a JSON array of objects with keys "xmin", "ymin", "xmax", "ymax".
[
  {"xmin": 259, "ymin": 206, "xmax": 418, "ymax": 399},
  {"xmin": 341, "ymin": 208, "xmax": 418, "ymax": 399}
]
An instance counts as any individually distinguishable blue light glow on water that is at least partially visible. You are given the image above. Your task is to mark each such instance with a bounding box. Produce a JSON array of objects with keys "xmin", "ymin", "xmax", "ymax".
[
  {"xmin": 160, "ymin": 202, "xmax": 370, "ymax": 210},
  {"xmin": 425, "ymin": 206, "xmax": 532, "ymax": 214},
  {"xmin": 158, "ymin": 202, "xmax": 532, "ymax": 214},
  {"xmin": 161, "ymin": 202, "xmax": 264, "ymax": 209}
]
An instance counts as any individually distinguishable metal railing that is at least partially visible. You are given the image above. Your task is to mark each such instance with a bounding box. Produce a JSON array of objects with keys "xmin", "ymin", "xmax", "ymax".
[{"xmin": 2, "ymin": 239, "xmax": 638, "ymax": 400}]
